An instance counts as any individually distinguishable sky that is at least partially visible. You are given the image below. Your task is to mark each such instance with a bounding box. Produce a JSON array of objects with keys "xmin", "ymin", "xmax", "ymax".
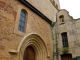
[{"xmin": 59, "ymin": 0, "xmax": 80, "ymax": 19}]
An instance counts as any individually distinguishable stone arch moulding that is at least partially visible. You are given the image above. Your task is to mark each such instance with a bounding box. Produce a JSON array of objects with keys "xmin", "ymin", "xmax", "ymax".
[{"xmin": 9, "ymin": 33, "xmax": 48, "ymax": 60}]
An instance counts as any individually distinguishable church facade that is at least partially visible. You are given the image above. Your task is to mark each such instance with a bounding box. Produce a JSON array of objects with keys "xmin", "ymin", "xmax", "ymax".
[
  {"xmin": 0, "ymin": 0, "xmax": 60, "ymax": 60},
  {"xmin": 1, "ymin": 0, "xmax": 80, "ymax": 60}
]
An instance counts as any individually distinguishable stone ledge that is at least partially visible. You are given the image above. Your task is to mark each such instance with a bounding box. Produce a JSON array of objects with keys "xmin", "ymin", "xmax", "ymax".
[{"xmin": 9, "ymin": 49, "xmax": 18, "ymax": 54}]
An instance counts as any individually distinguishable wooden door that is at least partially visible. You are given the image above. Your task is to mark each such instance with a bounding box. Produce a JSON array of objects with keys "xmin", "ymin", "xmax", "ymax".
[
  {"xmin": 61, "ymin": 54, "xmax": 72, "ymax": 60},
  {"xmin": 23, "ymin": 46, "xmax": 35, "ymax": 60}
]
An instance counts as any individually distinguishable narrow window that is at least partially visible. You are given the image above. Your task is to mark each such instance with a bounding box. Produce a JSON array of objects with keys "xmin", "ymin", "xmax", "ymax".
[
  {"xmin": 18, "ymin": 9, "xmax": 27, "ymax": 32},
  {"xmin": 59, "ymin": 15, "xmax": 64, "ymax": 23},
  {"xmin": 61, "ymin": 32, "xmax": 69, "ymax": 47}
]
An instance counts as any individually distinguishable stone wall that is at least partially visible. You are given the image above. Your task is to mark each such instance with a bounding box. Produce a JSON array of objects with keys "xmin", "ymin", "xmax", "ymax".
[
  {"xmin": 53, "ymin": 9, "xmax": 80, "ymax": 60},
  {"xmin": 0, "ymin": 0, "xmax": 22, "ymax": 60},
  {"xmin": 27, "ymin": 0, "xmax": 59, "ymax": 21},
  {"xmin": 0, "ymin": 0, "xmax": 58, "ymax": 60}
]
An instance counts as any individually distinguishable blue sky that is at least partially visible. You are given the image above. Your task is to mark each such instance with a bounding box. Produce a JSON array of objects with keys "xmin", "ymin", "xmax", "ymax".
[{"xmin": 59, "ymin": 0, "xmax": 80, "ymax": 19}]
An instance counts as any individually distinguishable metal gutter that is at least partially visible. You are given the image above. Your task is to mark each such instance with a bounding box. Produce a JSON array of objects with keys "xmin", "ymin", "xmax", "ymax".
[{"xmin": 19, "ymin": 0, "xmax": 52, "ymax": 25}]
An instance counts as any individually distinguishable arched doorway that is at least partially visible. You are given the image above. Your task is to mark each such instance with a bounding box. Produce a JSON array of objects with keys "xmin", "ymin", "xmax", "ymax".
[
  {"xmin": 19, "ymin": 34, "xmax": 48, "ymax": 60},
  {"xmin": 23, "ymin": 46, "xmax": 35, "ymax": 60}
]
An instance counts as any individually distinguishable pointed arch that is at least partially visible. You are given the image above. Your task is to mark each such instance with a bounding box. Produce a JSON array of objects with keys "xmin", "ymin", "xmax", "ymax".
[
  {"xmin": 9, "ymin": 33, "xmax": 48, "ymax": 60},
  {"xmin": 19, "ymin": 33, "xmax": 48, "ymax": 60}
]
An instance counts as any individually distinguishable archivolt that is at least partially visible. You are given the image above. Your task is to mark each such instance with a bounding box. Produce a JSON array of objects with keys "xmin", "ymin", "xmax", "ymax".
[{"xmin": 19, "ymin": 33, "xmax": 48, "ymax": 60}]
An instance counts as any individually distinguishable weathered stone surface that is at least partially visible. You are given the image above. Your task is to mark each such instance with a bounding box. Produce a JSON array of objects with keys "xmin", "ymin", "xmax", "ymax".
[
  {"xmin": 0, "ymin": 0, "xmax": 60, "ymax": 60},
  {"xmin": 53, "ymin": 10, "xmax": 80, "ymax": 59}
]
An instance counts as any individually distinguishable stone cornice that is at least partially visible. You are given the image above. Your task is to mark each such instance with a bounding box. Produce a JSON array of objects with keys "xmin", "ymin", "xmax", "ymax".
[
  {"xmin": 19, "ymin": 0, "xmax": 52, "ymax": 25},
  {"xmin": 50, "ymin": 0, "xmax": 59, "ymax": 11}
]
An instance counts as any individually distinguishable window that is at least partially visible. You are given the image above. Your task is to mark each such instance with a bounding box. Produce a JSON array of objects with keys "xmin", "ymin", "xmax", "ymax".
[
  {"xmin": 18, "ymin": 9, "xmax": 27, "ymax": 32},
  {"xmin": 61, "ymin": 32, "xmax": 69, "ymax": 47},
  {"xmin": 59, "ymin": 15, "xmax": 64, "ymax": 23}
]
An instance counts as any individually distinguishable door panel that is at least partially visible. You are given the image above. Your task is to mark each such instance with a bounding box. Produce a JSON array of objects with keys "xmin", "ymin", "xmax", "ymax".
[
  {"xmin": 61, "ymin": 54, "xmax": 72, "ymax": 60},
  {"xmin": 23, "ymin": 46, "xmax": 35, "ymax": 60}
]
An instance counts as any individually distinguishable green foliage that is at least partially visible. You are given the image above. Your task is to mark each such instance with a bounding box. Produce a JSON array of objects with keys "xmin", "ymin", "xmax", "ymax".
[
  {"xmin": 51, "ymin": 22, "xmax": 55, "ymax": 27},
  {"xmin": 62, "ymin": 47, "xmax": 69, "ymax": 54}
]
